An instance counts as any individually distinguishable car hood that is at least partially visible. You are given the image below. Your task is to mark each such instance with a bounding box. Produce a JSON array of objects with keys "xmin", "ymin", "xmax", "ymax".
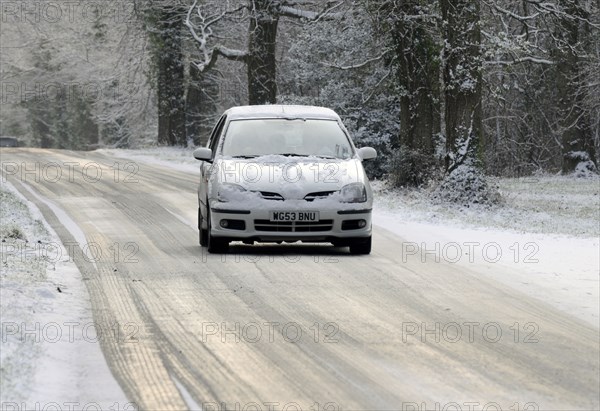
[{"xmin": 214, "ymin": 155, "xmax": 367, "ymax": 198}]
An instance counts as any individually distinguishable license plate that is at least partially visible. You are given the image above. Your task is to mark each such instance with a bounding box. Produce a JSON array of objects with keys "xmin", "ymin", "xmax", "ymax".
[{"xmin": 270, "ymin": 211, "xmax": 320, "ymax": 222}]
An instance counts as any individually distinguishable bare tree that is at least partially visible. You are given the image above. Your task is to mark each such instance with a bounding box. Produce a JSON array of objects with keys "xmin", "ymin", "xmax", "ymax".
[
  {"xmin": 186, "ymin": 0, "xmax": 343, "ymax": 105},
  {"xmin": 145, "ymin": 1, "xmax": 188, "ymax": 145}
]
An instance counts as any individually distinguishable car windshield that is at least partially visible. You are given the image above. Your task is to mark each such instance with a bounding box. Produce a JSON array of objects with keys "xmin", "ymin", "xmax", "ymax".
[{"xmin": 221, "ymin": 119, "xmax": 354, "ymax": 159}]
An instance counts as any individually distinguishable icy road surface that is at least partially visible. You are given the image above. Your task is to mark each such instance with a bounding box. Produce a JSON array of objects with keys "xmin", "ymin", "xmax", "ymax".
[{"xmin": 3, "ymin": 148, "xmax": 599, "ymax": 410}]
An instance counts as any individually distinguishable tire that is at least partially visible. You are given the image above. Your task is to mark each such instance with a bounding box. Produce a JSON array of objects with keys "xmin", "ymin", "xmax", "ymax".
[
  {"xmin": 199, "ymin": 208, "xmax": 208, "ymax": 246},
  {"xmin": 349, "ymin": 236, "xmax": 372, "ymax": 255},
  {"xmin": 207, "ymin": 208, "xmax": 229, "ymax": 253}
]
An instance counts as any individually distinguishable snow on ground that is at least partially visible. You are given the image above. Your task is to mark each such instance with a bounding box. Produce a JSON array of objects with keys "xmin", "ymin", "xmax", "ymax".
[
  {"xmin": 97, "ymin": 147, "xmax": 200, "ymax": 175},
  {"xmin": 0, "ymin": 181, "xmax": 130, "ymax": 409},
  {"xmin": 3, "ymin": 146, "xmax": 596, "ymax": 406},
  {"xmin": 105, "ymin": 147, "xmax": 599, "ymax": 327},
  {"xmin": 374, "ymin": 176, "xmax": 599, "ymax": 327},
  {"xmin": 374, "ymin": 213, "xmax": 599, "ymax": 326}
]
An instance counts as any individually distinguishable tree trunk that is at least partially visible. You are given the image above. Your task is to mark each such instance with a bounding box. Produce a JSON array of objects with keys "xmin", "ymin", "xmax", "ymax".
[
  {"xmin": 387, "ymin": 1, "xmax": 441, "ymax": 186},
  {"xmin": 441, "ymin": 0, "xmax": 484, "ymax": 172},
  {"xmin": 32, "ymin": 109, "xmax": 52, "ymax": 148},
  {"xmin": 186, "ymin": 64, "xmax": 218, "ymax": 146},
  {"xmin": 393, "ymin": 2, "xmax": 438, "ymax": 154},
  {"xmin": 247, "ymin": 0, "xmax": 279, "ymax": 105},
  {"xmin": 156, "ymin": 8, "xmax": 186, "ymax": 145}
]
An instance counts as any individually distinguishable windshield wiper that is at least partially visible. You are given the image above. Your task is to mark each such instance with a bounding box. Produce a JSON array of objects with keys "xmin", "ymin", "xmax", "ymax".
[
  {"xmin": 275, "ymin": 153, "xmax": 339, "ymax": 159},
  {"xmin": 276, "ymin": 153, "xmax": 311, "ymax": 157},
  {"xmin": 232, "ymin": 155, "xmax": 260, "ymax": 159}
]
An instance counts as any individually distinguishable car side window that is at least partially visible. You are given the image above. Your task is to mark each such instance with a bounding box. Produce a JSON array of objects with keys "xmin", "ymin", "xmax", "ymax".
[{"xmin": 208, "ymin": 116, "xmax": 226, "ymax": 157}]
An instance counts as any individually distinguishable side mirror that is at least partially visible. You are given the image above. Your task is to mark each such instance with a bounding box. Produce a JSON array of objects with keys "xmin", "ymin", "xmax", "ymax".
[
  {"xmin": 357, "ymin": 147, "xmax": 377, "ymax": 161},
  {"xmin": 193, "ymin": 147, "xmax": 212, "ymax": 161}
]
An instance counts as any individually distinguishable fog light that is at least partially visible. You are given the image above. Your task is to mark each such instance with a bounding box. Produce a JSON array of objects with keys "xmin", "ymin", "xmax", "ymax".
[
  {"xmin": 358, "ymin": 220, "xmax": 367, "ymax": 228},
  {"xmin": 220, "ymin": 220, "xmax": 229, "ymax": 228}
]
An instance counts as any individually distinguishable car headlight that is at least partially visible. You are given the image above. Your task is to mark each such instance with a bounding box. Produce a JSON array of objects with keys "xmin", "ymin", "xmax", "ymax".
[
  {"xmin": 217, "ymin": 183, "xmax": 247, "ymax": 202},
  {"xmin": 340, "ymin": 183, "xmax": 367, "ymax": 203}
]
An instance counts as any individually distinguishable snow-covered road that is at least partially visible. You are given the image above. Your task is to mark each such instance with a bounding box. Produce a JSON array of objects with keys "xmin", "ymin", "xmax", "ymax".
[{"xmin": 2, "ymin": 148, "xmax": 599, "ymax": 410}]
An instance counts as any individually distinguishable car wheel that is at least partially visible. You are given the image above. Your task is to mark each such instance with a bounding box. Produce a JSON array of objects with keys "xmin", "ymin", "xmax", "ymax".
[
  {"xmin": 199, "ymin": 208, "xmax": 208, "ymax": 246},
  {"xmin": 207, "ymin": 208, "xmax": 229, "ymax": 253},
  {"xmin": 349, "ymin": 236, "xmax": 371, "ymax": 255}
]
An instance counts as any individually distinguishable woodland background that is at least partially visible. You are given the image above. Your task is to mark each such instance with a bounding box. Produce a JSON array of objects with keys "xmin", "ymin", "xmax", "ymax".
[{"xmin": 1, "ymin": 0, "xmax": 598, "ymax": 201}]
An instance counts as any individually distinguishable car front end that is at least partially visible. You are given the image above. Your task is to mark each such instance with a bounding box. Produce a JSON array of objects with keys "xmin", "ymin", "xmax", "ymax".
[{"xmin": 206, "ymin": 157, "xmax": 373, "ymax": 244}]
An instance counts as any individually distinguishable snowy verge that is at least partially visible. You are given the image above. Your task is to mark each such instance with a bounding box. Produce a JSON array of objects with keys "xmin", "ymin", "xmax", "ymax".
[
  {"xmin": 373, "ymin": 176, "xmax": 599, "ymax": 238},
  {"xmin": 0, "ymin": 180, "xmax": 131, "ymax": 409}
]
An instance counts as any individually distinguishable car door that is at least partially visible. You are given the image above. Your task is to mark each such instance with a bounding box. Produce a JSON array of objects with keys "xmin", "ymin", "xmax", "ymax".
[{"xmin": 199, "ymin": 115, "xmax": 227, "ymax": 218}]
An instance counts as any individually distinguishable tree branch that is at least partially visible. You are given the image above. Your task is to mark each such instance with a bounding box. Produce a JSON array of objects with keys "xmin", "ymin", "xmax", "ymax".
[
  {"xmin": 185, "ymin": 0, "xmax": 248, "ymax": 72},
  {"xmin": 323, "ymin": 49, "xmax": 392, "ymax": 70},
  {"xmin": 485, "ymin": 56, "xmax": 555, "ymax": 65},
  {"xmin": 277, "ymin": 1, "xmax": 345, "ymax": 21}
]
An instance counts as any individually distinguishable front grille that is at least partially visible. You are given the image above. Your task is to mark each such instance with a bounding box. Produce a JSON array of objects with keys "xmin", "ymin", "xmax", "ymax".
[
  {"xmin": 257, "ymin": 191, "xmax": 337, "ymax": 201},
  {"xmin": 259, "ymin": 191, "xmax": 285, "ymax": 201},
  {"xmin": 304, "ymin": 191, "xmax": 337, "ymax": 202},
  {"xmin": 254, "ymin": 219, "xmax": 334, "ymax": 232}
]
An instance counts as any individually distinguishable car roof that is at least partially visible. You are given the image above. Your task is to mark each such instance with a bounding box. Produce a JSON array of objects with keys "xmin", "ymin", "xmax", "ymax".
[{"xmin": 223, "ymin": 105, "xmax": 341, "ymax": 121}]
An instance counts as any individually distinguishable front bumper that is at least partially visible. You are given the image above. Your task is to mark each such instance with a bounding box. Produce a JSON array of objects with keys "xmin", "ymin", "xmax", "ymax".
[{"xmin": 209, "ymin": 205, "xmax": 372, "ymax": 242}]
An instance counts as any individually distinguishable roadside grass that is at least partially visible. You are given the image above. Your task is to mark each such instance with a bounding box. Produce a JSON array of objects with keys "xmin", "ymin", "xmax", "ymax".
[
  {"xmin": 0, "ymin": 184, "xmax": 52, "ymax": 402},
  {"xmin": 373, "ymin": 174, "xmax": 600, "ymax": 238}
]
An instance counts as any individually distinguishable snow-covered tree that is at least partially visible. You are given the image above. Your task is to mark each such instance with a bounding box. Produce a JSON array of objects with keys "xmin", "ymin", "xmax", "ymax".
[
  {"xmin": 479, "ymin": 0, "xmax": 599, "ymax": 176},
  {"xmin": 186, "ymin": 0, "xmax": 344, "ymax": 105},
  {"xmin": 372, "ymin": 0, "xmax": 443, "ymax": 186},
  {"xmin": 277, "ymin": 2, "xmax": 399, "ymax": 178}
]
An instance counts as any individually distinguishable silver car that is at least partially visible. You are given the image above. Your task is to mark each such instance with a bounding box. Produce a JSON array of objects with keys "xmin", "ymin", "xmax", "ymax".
[{"xmin": 193, "ymin": 105, "xmax": 377, "ymax": 254}]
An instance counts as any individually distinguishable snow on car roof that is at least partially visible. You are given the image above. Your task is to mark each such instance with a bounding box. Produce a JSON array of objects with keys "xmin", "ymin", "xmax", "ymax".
[{"xmin": 224, "ymin": 105, "xmax": 340, "ymax": 121}]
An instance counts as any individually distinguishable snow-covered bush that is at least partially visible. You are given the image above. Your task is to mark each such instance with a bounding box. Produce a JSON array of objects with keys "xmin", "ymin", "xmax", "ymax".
[
  {"xmin": 433, "ymin": 163, "xmax": 500, "ymax": 206},
  {"xmin": 566, "ymin": 151, "xmax": 599, "ymax": 178},
  {"xmin": 574, "ymin": 161, "xmax": 599, "ymax": 178}
]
